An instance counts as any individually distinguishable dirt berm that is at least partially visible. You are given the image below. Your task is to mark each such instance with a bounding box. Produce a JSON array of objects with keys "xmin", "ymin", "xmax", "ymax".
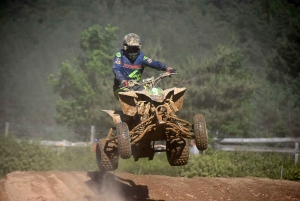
[{"xmin": 0, "ymin": 171, "xmax": 299, "ymax": 201}]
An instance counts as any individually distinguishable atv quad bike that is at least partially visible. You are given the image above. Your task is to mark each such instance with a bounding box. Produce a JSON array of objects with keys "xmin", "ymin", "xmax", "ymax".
[{"xmin": 96, "ymin": 72, "xmax": 208, "ymax": 171}]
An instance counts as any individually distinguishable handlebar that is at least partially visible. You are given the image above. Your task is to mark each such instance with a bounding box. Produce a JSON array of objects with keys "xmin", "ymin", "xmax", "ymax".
[
  {"xmin": 153, "ymin": 72, "xmax": 177, "ymax": 86},
  {"xmin": 121, "ymin": 72, "xmax": 177, "ymax": 90}
]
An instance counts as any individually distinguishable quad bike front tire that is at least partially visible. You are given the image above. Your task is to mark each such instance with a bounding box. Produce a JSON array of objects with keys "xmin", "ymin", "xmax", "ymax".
[
  {"xmin": 193, "ymin": 114, "xmax": 208, "ymax": 151},
  {"xmin": 166, "ymin": 138, "xmax": 189, "ymax": 166},
  {"xmin": 116, "ymin": 122, "xmax": 131, "ymax": 159},
  {"xmin": 96, "ymin": 138, "xmax": 119, "ymax": 171}
]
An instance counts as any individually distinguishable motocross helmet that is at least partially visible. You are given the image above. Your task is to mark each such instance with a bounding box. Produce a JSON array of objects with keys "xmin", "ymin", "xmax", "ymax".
[{"xmin": 123, "ymin": 33, "xmax": 141, "ymax": 61}]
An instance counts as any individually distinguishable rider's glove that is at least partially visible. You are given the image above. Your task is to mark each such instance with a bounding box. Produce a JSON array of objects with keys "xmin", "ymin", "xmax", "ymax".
[
  {"xmin": 119, "ymin": 80, "xmax": 128, "ymax": 88},
  {"xmin": 166, "ymin": 67, "xmax": 177, "ymax": 74}
]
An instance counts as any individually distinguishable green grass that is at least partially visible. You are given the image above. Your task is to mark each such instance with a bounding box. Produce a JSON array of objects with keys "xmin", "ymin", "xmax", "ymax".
[
  {"xmin": 1, "ymin": 136, "xmax": 299, "ymax": 180},
  {"xmin": 117, "ymin": 154, "xmax": 182, "ymax": 176},
  {"xmin": 180, "ymin": 149, "xmax": 300, "ymax": 180}
]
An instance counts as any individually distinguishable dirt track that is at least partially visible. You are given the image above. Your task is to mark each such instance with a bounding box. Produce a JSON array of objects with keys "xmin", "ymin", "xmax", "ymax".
[{"xmin": 0, "ymin": 171, "xmax": 300, "ymax": 201}]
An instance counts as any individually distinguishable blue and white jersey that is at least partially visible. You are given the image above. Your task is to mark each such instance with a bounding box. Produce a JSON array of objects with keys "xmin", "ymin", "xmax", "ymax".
[{"xmin": 112, "ymin": 49, "xmax": 168, "ymax": 87}]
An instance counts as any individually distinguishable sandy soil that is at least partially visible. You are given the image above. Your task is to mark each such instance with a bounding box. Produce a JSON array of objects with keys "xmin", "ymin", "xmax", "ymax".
[{"xmin": 0, "ymin": 171, "xmax": 300, "ymax": 201}]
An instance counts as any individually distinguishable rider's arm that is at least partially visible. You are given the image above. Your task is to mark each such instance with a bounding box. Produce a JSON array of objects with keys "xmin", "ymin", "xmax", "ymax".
[
  {"xmin": 112, "ymin": 52, "xmax": 127, "ymax": 84},
  {"xmin": 141, "ymin": 53, "xmax": 168, "ymax": 71}
]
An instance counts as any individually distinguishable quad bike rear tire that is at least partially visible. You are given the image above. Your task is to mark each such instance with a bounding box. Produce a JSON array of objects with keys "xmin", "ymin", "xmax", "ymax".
[
  {"xmin": 166, "ymin": 138, "xmax": 189, "ymax": 166},
  {"xmin": 96, "ymin": 139, "xmax": 119, "ymax": 171},
  {"xmin": 116, "ymin": 122, "xmax": 131, "ymax": 159},
  {"xmin": 193, "ymin": 114, "xmax": 208, "ymax": 151}
]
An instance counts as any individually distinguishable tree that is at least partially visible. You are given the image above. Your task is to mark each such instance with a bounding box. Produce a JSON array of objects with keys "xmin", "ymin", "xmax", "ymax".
[
  {"xmin": 264, "ymin": 1, "xmax": 300, "ymax": 137},
  {"xmin": 251, "ymin": 81, "xmax": 300, "ymax": 137},
  {"xmin": 48, "ymin": 24, "xmax": 118, "ymax": 133},
  {"xmin": 176, "ymin": 46, "xmax": 258, "ymax": 137}
]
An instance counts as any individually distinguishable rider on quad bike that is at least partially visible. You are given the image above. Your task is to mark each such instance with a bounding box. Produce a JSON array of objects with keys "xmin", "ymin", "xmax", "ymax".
[
  {"xmin": 95, "ymin": 33, "xmax": 208, "ymax": 172},
  {"xmin": 112, "ymin": 33, "xmax": 176, "ymax": 99}
]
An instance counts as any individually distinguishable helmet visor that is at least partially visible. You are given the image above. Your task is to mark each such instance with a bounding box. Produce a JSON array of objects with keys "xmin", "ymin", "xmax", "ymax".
[{"xmin": 124, "ymin": 46, "xmax": 140, "ymax": 53}]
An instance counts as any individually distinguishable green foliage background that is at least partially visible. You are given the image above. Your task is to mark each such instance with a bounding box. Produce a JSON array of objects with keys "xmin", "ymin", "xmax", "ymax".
[
  {"xmin": 0, "ymin": 0, "xmax": 299, "ymax": 137},
  {"xmin": 1, "ymin": 136, "xmax": 299, "ymax": 181},
  {"xmin": 48, "ymin": 25, "xmax": 118, "ymax": 130}
]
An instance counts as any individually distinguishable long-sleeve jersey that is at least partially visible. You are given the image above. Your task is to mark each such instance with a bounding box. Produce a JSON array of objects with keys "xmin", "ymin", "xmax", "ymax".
[{"xmin": 112, "ymin": 49, "xmax": 168, "ymax": 88}]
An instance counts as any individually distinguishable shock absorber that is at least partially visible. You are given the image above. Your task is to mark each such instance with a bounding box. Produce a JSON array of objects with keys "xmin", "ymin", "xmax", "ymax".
[
  {"xmin": 175, "ymin": 118, "xmax": 183, "ymax": 129},
  {"xmin": 137, "ymin": 124, "xmax": 145, "ymax": 134}
]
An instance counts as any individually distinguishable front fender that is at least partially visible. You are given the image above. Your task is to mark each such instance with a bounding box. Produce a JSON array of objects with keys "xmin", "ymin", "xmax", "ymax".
[
  {"xmin": 102, "ymin": 110, "xmax": 127, "ymax": 124},
  {"xmin": 118, "ymin": 87, "xmax": 186, "ymax": 116},
  {"xmin": 118, "ymin": 91, "xmax": 138, "ymax": 116}
]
